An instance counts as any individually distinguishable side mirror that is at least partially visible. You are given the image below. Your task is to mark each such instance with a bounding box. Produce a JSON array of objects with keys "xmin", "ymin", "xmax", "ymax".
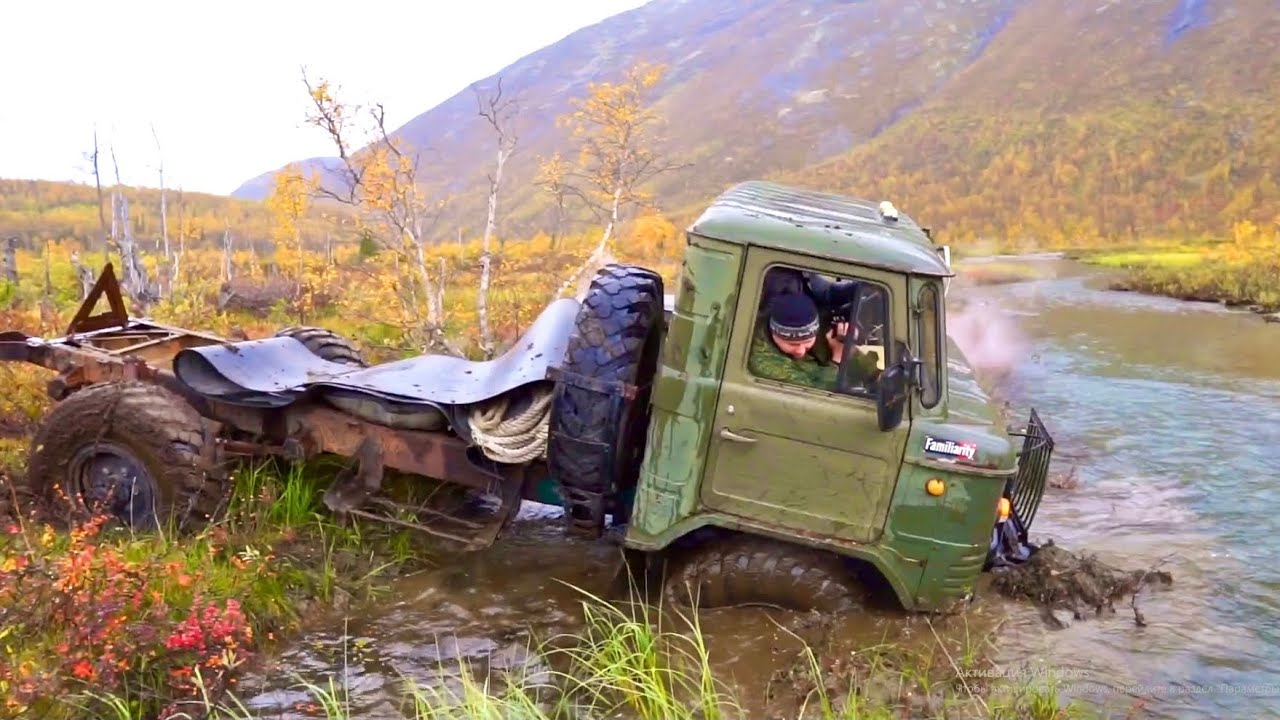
[
  {"xmin": 875, "ymin": 346, "xmax": 919, "ymax": 432},
  {"xmin": 875, "ymin": 364, "xmax": 909, "ymax": 431}
]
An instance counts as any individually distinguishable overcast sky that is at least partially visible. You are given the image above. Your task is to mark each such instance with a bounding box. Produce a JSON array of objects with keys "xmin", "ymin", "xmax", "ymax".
[{"xmin": 0, "ymin": 0, "xmax": 649, "ymax": 195}]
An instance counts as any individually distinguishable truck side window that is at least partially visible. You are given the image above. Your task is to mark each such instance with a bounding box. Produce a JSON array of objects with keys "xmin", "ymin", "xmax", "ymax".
[
  {"xmin": 747, "ymin": 264, "xmax": 888, "ymax": 396},
  {"xmin": 918, "ymin": 283, "xmax": 942, "ymax": 408}
]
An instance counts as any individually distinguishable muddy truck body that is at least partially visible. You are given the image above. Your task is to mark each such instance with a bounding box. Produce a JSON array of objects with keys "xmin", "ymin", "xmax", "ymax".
[{"xmin": 0, "ymin": 180, "xmax": 1053, "ymax": 613}]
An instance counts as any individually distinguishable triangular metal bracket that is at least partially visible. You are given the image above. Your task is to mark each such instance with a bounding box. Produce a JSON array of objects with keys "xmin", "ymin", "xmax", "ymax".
[{"xmin": 66, "ymin": 262, "xmax": 129, "ymax": 336}]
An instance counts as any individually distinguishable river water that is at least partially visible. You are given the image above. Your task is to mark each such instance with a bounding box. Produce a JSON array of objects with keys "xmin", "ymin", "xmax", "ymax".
[{"xmin": 237, "ymin": 257, "xmax": 1280, "ymax": 719}]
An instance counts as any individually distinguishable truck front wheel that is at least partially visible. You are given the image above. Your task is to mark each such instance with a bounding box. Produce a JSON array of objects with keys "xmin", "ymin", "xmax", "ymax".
[{"xmin": 661, "ymin": 534, "xmax": 867, "ymax": 614}]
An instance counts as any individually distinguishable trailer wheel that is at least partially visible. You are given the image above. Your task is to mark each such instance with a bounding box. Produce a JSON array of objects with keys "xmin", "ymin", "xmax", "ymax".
[
  {"xmin": 661, "ymin": 534, "xmax": 866, "ymax": 614},
  {"xmin": 275, "ymin": 326, "xmax": 367, "ymax": 366},
  {"xmin": 548, "ymin": 263, "xmax": 664, "ymax": 538},
  {"xmin": 21, "ymin": 381, "xmax": 226, "ymax": 533}
]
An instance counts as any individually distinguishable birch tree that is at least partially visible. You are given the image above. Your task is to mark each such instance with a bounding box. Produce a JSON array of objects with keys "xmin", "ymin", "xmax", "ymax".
[
  {"xmin": 152, "ymin": 124, "xmax": 170, "ymax": 279},
  {"xmin": 302, "ymin": 69, "xmax": 459, "ymax": 355},
  {"xmin": 556, "ymin": 61, "xmax": 688, "ymax": 296},
  {"xmin": 473, "ymin": 76, "xmax": 521, "ymax": 359},
  {"xmin": 535, "ymin": 152, "xmax": 571, "ymax": 250}
]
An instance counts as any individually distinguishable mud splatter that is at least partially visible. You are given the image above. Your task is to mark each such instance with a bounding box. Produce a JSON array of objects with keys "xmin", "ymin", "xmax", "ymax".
[{"xmin": 990, "ymin": 540, "xmax": 1173, "ymax": 626}]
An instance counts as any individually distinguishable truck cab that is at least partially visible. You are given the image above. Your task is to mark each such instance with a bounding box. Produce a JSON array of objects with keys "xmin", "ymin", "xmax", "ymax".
[{"xmin": 619, "ymin": 181, "xmax": 1053, "ymax": 613}]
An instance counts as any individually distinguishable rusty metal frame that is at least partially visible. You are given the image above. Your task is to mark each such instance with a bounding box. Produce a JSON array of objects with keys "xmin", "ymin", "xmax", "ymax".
[
  {"xmin": 0, "ymin": 264, "xmax": 229, "ymax": 400},
  {"xmin": 0, "ymin": 263, "xmax": 540, "ymax": 548}
]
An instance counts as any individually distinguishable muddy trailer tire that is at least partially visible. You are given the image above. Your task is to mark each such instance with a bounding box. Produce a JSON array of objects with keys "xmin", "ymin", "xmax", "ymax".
[
  {"xmin": 20, "ymin": 381, "xmax": 227, "ymax": 533},
  {"xmin": 548, "ymin": 263, "xmax": 664, "ymax": 538},
  {"xmin": 661, "ymin": 534, "xmax": 866, "ymax": 614},
  {"xmin": 275, "ymin": 326, "xmax": 367, "ymax": 366}
]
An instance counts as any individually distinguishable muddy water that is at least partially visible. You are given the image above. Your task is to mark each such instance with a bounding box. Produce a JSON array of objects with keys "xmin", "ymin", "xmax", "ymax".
[
  {"xmin": 238, "ymin": 258, "xmax": 1280, "ymax": 719},
  {"xmin": 957, "ymin": 257, "xmax": 1280, "ymax": 718}
]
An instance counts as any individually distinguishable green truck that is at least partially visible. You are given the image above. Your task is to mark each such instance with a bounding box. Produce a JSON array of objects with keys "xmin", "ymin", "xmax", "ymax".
[{"xmin": 1, "ymin": 180, "xmax": 1052, "ymax": 614}]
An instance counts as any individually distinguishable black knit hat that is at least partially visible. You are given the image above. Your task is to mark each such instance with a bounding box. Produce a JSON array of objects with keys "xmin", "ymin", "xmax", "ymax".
[{"xmin": 769, "ymin": 293, "xmax": 819, "ymax": 341}]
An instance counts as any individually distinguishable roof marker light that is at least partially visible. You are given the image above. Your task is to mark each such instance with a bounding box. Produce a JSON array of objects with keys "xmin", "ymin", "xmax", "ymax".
[{"xmin": 879, "ymin": 201, "xmax": 899, "ymax": 222}]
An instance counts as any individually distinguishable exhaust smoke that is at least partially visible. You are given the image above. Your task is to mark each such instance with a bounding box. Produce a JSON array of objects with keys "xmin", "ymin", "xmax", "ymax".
[{"xmin": 947, "ymin": 300, "xmax": 1031, "ymax": 392}]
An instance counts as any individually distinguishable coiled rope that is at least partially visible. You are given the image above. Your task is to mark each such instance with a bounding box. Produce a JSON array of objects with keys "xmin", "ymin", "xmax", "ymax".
[{"xmin": 467, "ymin": 384, "xmax": 554, "ymax": 464}]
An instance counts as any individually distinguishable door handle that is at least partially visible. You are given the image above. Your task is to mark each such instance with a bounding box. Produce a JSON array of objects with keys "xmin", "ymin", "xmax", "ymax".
[{"xmin": 720, "ymin": 428, "xmax": 757, "ymax": 444}]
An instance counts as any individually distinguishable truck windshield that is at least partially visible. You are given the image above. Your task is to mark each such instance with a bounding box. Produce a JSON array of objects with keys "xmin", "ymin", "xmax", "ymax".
[{"xmin": 918, "ymin": 282, "xmax": 942, "ymax": 408}]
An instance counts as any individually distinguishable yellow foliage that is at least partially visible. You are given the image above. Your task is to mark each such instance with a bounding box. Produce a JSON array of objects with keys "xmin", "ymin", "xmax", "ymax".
[{"xmin": 559, "ymin": 61, "xmax": 670, "ymax": 212}]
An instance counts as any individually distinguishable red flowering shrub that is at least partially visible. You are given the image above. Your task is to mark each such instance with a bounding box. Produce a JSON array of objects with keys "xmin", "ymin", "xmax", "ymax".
[{"xmin": 0, "ymin": 514, "xmax": 259, "ymax": 719}]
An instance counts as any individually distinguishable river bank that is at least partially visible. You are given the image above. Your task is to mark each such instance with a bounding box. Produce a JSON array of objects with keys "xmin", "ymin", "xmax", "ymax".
[{"xmin": 1066, "ymin": 231, "xmax": 1280, "ymax": 322}]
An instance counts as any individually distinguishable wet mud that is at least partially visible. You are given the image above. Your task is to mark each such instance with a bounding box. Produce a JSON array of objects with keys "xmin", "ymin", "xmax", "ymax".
[{"xmin": 991, "ymin": 541, "xmax": 1174, "ymax": 628}]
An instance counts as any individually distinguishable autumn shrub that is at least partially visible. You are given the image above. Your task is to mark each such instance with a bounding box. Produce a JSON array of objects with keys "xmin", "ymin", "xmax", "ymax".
[{"xmin": 0, "ymin": 515, "xmax": 261, "ymax": 719}]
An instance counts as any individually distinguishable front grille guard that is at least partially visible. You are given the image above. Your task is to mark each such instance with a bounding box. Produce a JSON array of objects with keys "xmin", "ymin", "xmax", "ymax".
[{"xmin": 1004, "ymin": 407, "xmax": 1054, "ymax": 544}]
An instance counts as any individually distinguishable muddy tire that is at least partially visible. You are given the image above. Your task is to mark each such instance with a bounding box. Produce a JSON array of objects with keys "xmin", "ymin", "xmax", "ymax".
[
  {"xmin": 275, "ymin": 326, "xmax": 366, "ymax": 366},
  {"xmin": 20, "ymin": 381, "xmax": 226, "ymax": 533},
  {"xmin": 661, "ymin": 534, "xmax": 866, "ymax": 613},
  {"xmin": 548, "ymin": 263, "xmax": 664, "ymax": 538}
]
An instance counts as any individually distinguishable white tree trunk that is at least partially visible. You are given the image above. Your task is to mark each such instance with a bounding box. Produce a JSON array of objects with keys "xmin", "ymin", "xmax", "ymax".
[
  {"xmin": 2, "ymin": 236, "xmax": 18, "ymax": 285},
  {"xmin": 558, "ymin": 187, "xmax": 622, "ymax": 300},
  {"xmin": 477, "ymin": 145, "xmax": 509, "ymax": 359},
  {"xmin": 222, "ymin": 227, "xmax": 234, "ymax": 282}
]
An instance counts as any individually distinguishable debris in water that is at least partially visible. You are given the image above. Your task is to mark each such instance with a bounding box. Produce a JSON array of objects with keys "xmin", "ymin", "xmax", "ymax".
[{"xmin": 990, "ymin": 540, "xmax": 1173, "ymax": 627}]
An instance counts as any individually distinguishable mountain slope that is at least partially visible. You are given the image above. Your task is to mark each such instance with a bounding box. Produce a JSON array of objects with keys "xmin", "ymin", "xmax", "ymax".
[{"xmin": 238, "ymin": 0, "xmax": 1280, "ymax": 245}]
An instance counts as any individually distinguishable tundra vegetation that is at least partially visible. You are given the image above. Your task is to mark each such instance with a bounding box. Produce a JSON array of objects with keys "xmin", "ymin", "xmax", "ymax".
[{"xmin": 0, "ymin": 57, "xmax": 1267, "ymax": 720}]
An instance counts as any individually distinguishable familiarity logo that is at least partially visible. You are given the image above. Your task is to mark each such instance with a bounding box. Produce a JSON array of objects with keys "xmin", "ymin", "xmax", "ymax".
[{"xmin": 924, "ymin": 436, "xmax": 977, "ymax": 461}]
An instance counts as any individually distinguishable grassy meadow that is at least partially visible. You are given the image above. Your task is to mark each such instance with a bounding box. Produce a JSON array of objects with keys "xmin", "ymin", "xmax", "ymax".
[{"xmin": 1071, "ymin": 222, "xmax": 1280, "ymax": 314}]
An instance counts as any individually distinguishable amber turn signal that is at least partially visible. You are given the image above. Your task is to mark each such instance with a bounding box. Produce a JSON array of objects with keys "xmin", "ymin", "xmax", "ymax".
[
  {"xmin": 997, "ymin": 497, "xmax": 1011, "ymax": 521},
  {"xmin": 925, "ymin": 478, "xmax": 945, "ymax": 496}
]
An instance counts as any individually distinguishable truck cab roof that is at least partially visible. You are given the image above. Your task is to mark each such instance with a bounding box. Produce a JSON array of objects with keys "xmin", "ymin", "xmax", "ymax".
[{"xmin": 688, "ymin": 180, "xmax": 954, "ymax": 278}]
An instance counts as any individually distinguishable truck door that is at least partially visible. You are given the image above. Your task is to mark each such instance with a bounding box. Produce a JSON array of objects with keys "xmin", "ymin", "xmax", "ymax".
[{"xmin": 700, "ymin": 248, "xmax": 911, "ymax": 543}]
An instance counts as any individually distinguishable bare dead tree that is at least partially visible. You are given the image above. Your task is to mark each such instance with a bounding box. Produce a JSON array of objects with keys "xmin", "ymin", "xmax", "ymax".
[
  {"xmin": 70, "ymin": 250, "xmax": 96, "ymax": 298},
  {"xmin": 2, "ymin": 236, "xmax": 18, "ymax": 286},
  {"xmin": 108, "ymin": 145, "xmax": 155, "ymax": 307},
  {"xmin": 473, "ymin": 76, "xmax": 522, "ymax": 358},
  {"xmin": 301, "ymin": 67, "xmax": 460, "ymax": 355},
  {"xmin": 171, "ymin": 187, "xmax": 185, "ymax": 292},
  {"xmin": 151, "ymin": 123, "xmax": 171, "ymax": 282},
  {"xmin": 88, "ymin": 127, "xmax": 110, "ymax": 258},
  {"xmin": 222, "ymin": 224, "xmax": 234, "ymax": 282}
]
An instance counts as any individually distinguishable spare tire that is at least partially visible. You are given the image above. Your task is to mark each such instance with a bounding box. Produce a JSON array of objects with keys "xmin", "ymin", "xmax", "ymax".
[
  {"xmin": 548, "ymin": 263, "xmax": 664, "ymax": 538},
  {"xmin": 275, "ymin": 326, "xmax": 367, "ymax": 366},
  {"xmin": 21, "ymin": 381, "xmax": 227, "ymax": 533}
]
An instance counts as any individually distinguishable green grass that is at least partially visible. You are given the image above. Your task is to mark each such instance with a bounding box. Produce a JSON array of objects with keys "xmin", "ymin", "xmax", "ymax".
[
  {"xmin": 67, "ymin": 582, "xmax": 1134, "ymax": 720},
  {"xmin": 1082, "ymin": 250, "xmax": 1206, "ymax": 270}
]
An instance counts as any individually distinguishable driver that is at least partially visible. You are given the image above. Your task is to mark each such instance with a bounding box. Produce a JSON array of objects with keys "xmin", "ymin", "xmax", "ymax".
[{"xmin": 749, "ymin": 292, "xmax": 878, "ymax": 391}]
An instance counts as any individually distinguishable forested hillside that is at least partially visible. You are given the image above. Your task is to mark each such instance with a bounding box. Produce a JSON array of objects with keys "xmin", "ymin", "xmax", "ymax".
[
  {"xmin": 0, "ymin": 178, "xmax": 348, "ymax": 253},
  {"xmin": 236, "ymin": 0, "xmax": 1280, "ymax": 247}
]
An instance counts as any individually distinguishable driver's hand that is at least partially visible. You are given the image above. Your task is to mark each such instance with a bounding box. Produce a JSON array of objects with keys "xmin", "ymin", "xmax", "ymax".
[{"xmin": 826, "ymin": 320, "xmax": 849, "ymax": 363}]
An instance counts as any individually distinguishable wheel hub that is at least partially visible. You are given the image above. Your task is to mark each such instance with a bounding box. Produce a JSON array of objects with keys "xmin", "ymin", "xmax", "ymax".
[{"xmin": 67, "ymin": 442, "xmax": 157, "ymax": 529}]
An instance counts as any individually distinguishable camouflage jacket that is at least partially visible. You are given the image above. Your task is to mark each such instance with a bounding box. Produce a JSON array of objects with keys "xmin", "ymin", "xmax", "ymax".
[{"xmin": 747, "ymin": 326, "xmax": 881, "ymax": 392}]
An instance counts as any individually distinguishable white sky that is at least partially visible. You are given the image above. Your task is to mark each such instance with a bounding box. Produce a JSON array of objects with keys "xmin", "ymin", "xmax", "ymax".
[{"xmin": 0, "ymin": 0, "xmax": 649, "ymax": 195}]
